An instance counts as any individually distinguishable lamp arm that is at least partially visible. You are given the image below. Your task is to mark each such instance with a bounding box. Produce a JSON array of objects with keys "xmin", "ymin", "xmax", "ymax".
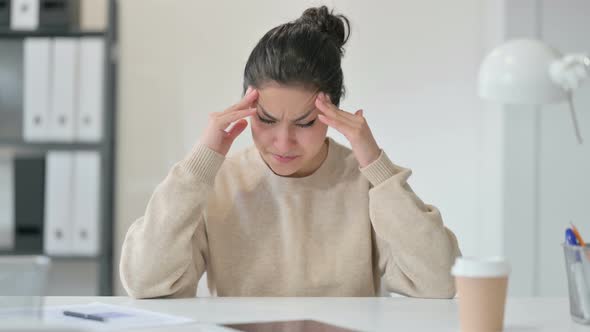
[
  {"xmin": 550, "ymin": 53, "xmax": 588, "ymax": 144},
  {"xmin": 567, "ymin": 93, "xmax": 584, "ymax": 144}
]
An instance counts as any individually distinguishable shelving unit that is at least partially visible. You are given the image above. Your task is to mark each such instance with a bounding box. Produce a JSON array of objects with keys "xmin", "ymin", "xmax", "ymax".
[{"xmin": 0, "ymin": 0, "xmax": 117, "ymax": 295}]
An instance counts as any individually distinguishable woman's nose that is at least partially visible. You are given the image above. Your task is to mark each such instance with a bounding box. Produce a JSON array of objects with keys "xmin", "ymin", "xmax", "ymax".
[{"xmin": 273, "ymin": 126, "xmax": 297, "ymax": 152}]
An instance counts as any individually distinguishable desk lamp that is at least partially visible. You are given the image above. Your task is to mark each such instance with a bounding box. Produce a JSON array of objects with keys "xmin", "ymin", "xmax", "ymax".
[{"xmin": 478, "ymin": 39, "xmax": 589, "ymax": 143}]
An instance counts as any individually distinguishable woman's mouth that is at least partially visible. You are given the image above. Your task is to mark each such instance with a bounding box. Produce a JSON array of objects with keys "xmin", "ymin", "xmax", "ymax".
[{"xmin": 272, "ymin": 153, "xmax": 298, "ymax": 163}]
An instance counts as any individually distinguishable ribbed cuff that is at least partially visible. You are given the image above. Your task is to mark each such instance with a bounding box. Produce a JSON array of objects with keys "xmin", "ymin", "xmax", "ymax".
[
  {"xmin": 179, "ymin": 144, "xmax": 225, "ymax": 186},
  {"xmin": 359, "ymin": 150, "xmax": 402, "ymax": 186}
]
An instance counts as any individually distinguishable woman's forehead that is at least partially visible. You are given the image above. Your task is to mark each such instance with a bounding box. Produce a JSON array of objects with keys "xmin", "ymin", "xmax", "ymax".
[{"xmin": 257, "ymin": 83, "xmax": 318, "ymax": 118}]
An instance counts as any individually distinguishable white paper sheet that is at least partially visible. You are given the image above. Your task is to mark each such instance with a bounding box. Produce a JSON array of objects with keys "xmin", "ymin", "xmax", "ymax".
[{"xmin": 41, "ymin": 302, "xmax": 195, "ymax": 331}]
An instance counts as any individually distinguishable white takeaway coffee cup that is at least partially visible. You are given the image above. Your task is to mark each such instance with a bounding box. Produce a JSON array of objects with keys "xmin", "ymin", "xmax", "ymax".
[{"xmin": 452, "ymin": 257, "xmax": 511, "ymax": 332}]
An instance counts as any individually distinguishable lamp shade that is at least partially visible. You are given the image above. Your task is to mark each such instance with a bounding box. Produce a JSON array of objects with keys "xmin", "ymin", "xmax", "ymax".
[{"xmin": 478, "ymin": 39, "xmax": 567, "ymax": 104}]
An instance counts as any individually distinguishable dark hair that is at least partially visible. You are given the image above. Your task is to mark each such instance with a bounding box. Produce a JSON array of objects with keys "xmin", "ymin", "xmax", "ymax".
[{"xmin": 243, "ymin": 6, "xmax": 350, "ymax": 106}]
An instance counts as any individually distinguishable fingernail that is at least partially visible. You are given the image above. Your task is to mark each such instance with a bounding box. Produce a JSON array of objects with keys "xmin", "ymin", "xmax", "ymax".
[{"xmin": 246, "ymin": 86, "xmax": 253, "ymax": 95}]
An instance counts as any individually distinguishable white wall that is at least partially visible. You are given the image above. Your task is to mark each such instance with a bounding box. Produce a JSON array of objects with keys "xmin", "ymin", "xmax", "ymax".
[{"xmin": 115, "ymin": 0, "xmax": 489, "ymax": 295}]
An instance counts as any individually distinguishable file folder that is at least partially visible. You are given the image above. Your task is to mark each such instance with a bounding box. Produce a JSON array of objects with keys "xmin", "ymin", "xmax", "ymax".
[
  {"xmin": 77, "ymin": 38, "xmax": 105, "ymax": 142},
  {"xmin": 0, "ymin": 157, "xmax": 14, "ymax": 250},
  {"xmin": 72, "ymin": 151, "xmax": 101, "ymax": 256},
  {"xmin": 49, "ymin": 38, "xmax": 78, "ymax": 142},
  {"xmin": 39, "ymin": 0, "xmax": 79, "ymax": 30},
  {"xmin": 44, "ymin": 151, "xmax": 73, "ymax": 255},
  {"xmin": 10, "ymin": 0, "xmax": 39, "ymax": 30},
  {"xmin": 23, "ymin": 38, "xmax": 52, "ymax": 142},
  {"xmin": 0, "ymin": 39, "xmax": 24, "ymax": 141},
  {"xmin": 14, "ymin": 155, "xmax": 45, "ymax": 253},
  {"xmin": 0, "ymin": 0, "xmax": 10, "ymax": 27}
]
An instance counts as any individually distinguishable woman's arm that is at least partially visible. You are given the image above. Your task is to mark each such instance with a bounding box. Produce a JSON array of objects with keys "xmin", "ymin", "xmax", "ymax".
[
  {"xmin": 119, "ymin": 144, "xmax": 224, "ymax": 298},
  {"xmin": 362, "ymin": 151, "xmax": 461, "ymax": 299}
]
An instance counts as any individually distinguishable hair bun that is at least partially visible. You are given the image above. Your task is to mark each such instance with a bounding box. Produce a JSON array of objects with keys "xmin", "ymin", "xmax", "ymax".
[{"xmin": 297, "ymin": 6, "xmax": 350, "ymax": 54}]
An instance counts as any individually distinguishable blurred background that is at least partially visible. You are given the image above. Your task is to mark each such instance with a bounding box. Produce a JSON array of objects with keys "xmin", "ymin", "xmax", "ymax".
[{"xmin": 0, "ymin": 0, "xmax": 588, "ymax": 297}]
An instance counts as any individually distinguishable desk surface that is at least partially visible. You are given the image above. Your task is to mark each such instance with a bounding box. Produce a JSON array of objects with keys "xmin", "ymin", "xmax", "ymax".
[{"xmin": 34, "ymin": 297, "xmax": 588, "ymax": 332}]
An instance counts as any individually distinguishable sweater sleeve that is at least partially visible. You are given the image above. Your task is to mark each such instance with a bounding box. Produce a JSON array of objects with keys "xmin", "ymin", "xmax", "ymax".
[
  {"xmin": 360, "ymin": 151, "xmax": 461, "ymax": 299},
  {"xmin": 119, "ymin": 144, "xmax": 224, "ymax": 299}
]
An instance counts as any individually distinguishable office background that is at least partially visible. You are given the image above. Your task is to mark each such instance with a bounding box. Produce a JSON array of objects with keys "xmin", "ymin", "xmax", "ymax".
[
  {"xmin": 0, "ymin": 0, "xmax": 113, "ymax": 295},
  {"xmin": 1, "ymin": 0, "xmax": 589, "ymax": 297}
]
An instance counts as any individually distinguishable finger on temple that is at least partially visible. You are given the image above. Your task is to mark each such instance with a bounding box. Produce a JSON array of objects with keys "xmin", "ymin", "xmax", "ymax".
[{"xmin": 229, "ymin": 89, "xmax": 259, "ymax": 112}]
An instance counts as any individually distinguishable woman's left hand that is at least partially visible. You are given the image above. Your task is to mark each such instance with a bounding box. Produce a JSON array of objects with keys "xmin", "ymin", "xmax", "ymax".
[{"xmin": 315, "ymin": 93, "xmax": 381, "ymax": 168}]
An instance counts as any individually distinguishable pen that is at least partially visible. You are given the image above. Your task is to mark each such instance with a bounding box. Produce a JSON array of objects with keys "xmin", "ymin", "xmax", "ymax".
[
  {"xmin": 570, "ymin": 223, "xmax": 586, "ymax": 247},
  {"xmin": 566, "ymin": 228, "xmax": 579, "ymax": 246},
  {"xmin": 570, "ymin": 222, "xmax": 590, "ymax": 261},
  {"xmin": 63, "ymin": 310, "xmax": 106, "ymax": 322}
]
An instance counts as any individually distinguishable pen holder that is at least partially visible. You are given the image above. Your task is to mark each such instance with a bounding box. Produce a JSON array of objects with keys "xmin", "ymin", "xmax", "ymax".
[{"xmin": 563, "ymin": 243, "xmax": 590, "ymax": 324}]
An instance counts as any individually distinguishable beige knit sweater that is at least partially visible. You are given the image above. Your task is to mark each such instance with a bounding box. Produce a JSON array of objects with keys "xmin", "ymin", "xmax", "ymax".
[{"xmin": 120, "ymin": 137, "xmax": 461, "ymax": 298}]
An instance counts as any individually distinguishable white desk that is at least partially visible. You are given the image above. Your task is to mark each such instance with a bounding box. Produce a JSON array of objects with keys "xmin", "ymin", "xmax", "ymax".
[{"xmin": 30, "ymin": 297, "xmax": 587, "ymax": 331}]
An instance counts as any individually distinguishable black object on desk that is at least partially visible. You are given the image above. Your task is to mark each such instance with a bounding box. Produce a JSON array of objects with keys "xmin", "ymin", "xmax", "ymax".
[{"xmin": 63, "ymin": 310, "xmax": 106, "ymax": 322}]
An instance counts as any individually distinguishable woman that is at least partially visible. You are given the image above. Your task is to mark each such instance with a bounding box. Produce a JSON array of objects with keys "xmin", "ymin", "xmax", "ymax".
[{"xmin": 120, "ymin": 6, "xmax": 460, "ymax": 298}]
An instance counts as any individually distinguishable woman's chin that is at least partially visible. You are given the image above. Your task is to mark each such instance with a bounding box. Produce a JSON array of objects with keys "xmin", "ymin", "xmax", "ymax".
[
  {"xmin": 263, "ymin": 158, "xmax": 299, "ymax": 177},
  {"xmin": 268, "ymin": 163, "xmax": 298, "ymax": 177}
]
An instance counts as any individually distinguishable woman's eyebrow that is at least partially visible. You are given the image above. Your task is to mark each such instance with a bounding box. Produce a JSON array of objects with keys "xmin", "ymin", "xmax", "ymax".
[{"xmin": 258, "ymin": 103, "xmax": 316, "ymax": 123}]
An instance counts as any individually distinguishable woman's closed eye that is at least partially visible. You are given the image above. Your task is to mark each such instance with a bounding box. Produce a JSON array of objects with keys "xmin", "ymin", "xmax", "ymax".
[
  {"xmin": 297, "ymin": 119, "xmax": 316, "ymax": 128},
  {"xmin": 257, "ymin": 115, "xmax": 316, "ymax": 128},
  {"xmin": 257, "ymin": 115, "xmax": 275, "ymax": 124}
]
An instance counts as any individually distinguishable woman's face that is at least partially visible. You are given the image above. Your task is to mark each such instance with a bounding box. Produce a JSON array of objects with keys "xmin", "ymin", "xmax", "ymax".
[{"xmin": 250, "ymin": 82, "xmax": 329, "ymax": 177}]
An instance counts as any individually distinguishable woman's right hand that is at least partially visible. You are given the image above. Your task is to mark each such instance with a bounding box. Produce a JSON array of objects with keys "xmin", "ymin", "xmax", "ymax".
[{"xmin": 199, "ymin": 87, "xmax": 259, "ymax": 156}]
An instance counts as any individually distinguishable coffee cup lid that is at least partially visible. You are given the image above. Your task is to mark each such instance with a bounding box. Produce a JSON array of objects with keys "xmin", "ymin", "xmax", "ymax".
[{"xmin": 451, "ymin": 257, "xmax": 511, "ymax": 277}]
